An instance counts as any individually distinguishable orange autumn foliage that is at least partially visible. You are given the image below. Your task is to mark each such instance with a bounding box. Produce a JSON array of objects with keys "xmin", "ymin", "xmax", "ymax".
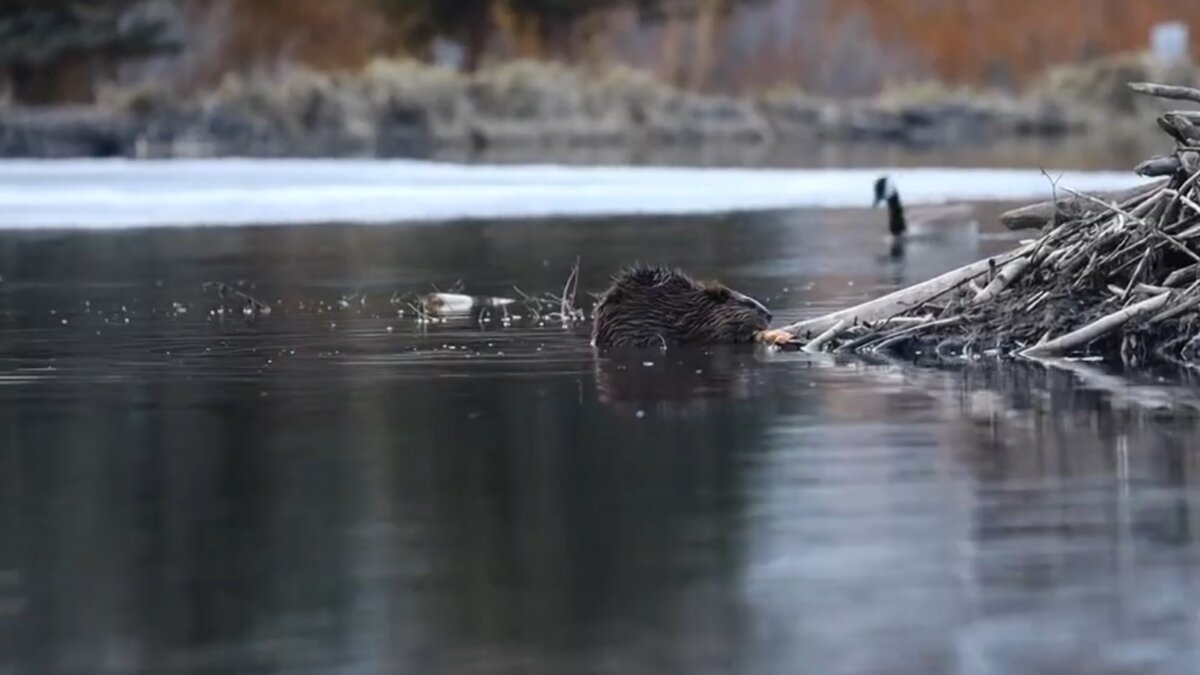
[
  {"xmin": 829, "ymin": 0, "xmax": 1200, "ymax": 87},
  {"xmin": 188, "ymin": 0, "xmax": 1200, "ymax": 94},
  {"xmin": 205, "ymin": 0, "xmax": 390, "ymax": 78}
]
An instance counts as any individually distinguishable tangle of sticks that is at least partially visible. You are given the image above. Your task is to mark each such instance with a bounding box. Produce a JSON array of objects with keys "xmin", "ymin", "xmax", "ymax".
[{"xmin": 783, "ymin": 80, "xmax": 1200, "ymax": 367}]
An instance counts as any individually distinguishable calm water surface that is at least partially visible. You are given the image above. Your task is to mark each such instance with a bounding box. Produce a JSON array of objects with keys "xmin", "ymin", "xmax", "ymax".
[{"xmin": 3, "ymin": 205, "xmax": 1200, "ymax": 675}]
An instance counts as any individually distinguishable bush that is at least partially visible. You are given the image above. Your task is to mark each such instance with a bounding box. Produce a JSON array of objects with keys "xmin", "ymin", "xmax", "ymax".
[
  {"xmin": 358, "ymin": 58, "xmax": 470, "ymax": 127},
  {"xmin": 1031, "ymin": 52, "xmax": 1200, "ymax": 116}
]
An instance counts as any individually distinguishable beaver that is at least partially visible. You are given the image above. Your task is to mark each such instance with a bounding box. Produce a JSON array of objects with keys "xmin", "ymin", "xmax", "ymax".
[{"xmin": 591, "ymin": 265, "xmax": 795, "ymax": 348}]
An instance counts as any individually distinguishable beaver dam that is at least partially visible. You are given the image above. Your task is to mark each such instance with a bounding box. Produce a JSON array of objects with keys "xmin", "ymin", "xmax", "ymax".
[{"xmin": 783, "ymin": 81, "xmax": 1200, "ymax": 367}]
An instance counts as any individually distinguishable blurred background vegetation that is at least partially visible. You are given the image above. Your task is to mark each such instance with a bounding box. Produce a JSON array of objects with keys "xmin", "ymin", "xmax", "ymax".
[{"xmin": 3, "ymin": 0, "xmax": 1200, "ymax": 106}]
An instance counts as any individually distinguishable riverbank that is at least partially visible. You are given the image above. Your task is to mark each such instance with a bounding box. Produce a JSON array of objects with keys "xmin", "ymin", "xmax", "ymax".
[
  {"xmin": 0, "ymin": 161, "xmax": 1146, "ymax": 228},
  {"xmin": 1, "ymin": 54, "xmax": 1195, "ymax": 160}
]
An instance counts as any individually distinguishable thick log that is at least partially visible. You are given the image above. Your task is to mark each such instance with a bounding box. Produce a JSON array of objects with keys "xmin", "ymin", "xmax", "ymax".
[
  {"xmin": 1158, "ymin": 113, "xmax": 1200, "ymax": 144},
  {"xmin": 1165, "ymin": 263, "xmax": 1200, "ymax": 287},
  {"xmin": 1128, "ymin": 82, "xmax": 1200, "ymax": 104},
  {"xmin": 1152, "ymin": 292, "xmax": 1200, "ymax": 324},
  {"xmin": 973, "ymin": 257, "xmax": 1031, "ymax": 303},
  {"xmin": 783, "ymin": 245, "xmax": 1031, "ymax": 338},
  {"xmin": 1020, "ymin": 292, "xmax": 1172, "ymax": 357},
  {"xmin": 1135, "ymin": 155, "xmax": 1183, "ymax": 177},
  {"xmin": 1167, "ymin": 110, "xmax": 1200, "ymax": 124},
  {"xmin": 999, "ymin": 179, "xmax": 1165, "ymax": 231}
]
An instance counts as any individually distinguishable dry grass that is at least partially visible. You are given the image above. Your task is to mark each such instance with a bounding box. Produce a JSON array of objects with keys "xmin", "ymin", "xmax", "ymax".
[
  {"xmin": 1031, "ymin": 52, "xmax": 1200, "ymax": 115},
  {"xmin": 358, "ymin": 58, "xmax": 471, "ymax": 123},
  {"xmin": 208, "ymin": 67, "xmax": 374, "ymax": 143},
  {"xmin": 81, "ymin": 56, "xmax": 1155, "ymax": 153}
]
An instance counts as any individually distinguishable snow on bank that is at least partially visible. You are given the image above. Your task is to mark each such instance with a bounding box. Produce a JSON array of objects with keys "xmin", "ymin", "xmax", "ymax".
[{"xmin": 0, "ymin": 159, "xmax": 1151, "ymax": 229}]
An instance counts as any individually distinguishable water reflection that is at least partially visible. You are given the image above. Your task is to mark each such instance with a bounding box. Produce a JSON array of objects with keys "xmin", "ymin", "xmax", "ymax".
[
  {"xmin": 593, "ymin": 347, "xmax": 778, "ymax": 418},
  {"xmin": 2, "ymin": 212, "xmax": 1200, "ymax": 674}
]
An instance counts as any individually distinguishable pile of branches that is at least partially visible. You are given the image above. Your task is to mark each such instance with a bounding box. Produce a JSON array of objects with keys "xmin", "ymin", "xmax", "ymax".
[{"xmin": 783, "ymin": 81, "xmax": 1200, "ymax": 367}]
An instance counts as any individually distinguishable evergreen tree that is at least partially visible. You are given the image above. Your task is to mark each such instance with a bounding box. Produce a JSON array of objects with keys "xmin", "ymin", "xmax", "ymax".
[
  {"xmin": 375, "ymin": 0, "xmax": 769, "ymax": 73},
  {"xmin": 0, "ymin": 0, "xmax": 179, "ymax": 104},
  {"xmin": 375, "ymin": 0, "xmax": 670, "ymax": 71},
  {"xmin": 373, "ymin": 0, "xmax": 493, "ymax": 71}
]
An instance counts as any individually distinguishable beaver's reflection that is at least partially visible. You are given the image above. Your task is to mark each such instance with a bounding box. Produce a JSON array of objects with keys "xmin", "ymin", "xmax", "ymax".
[{"xmin": 593, "ymin": 345, "xmax": 768, "ymax": 418}]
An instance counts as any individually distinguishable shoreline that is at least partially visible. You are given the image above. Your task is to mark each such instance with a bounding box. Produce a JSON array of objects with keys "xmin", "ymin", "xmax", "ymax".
[
  {"xmin": 0, "ymin": 161, "xmax": 1148, "ymax": 229},
  {"xmin": 2, "ymin": 54, "xmax": 1191, "ymax": 162},
  {"xmin": 0, "ymin": 61, "xmax": 1092, "ymax": 161},
  {"xmin": 0, "ymin": 97, "xmax": 1086, "ymax": 161}
]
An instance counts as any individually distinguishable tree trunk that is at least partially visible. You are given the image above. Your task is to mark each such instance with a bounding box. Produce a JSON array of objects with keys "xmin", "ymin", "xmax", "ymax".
[
  {"xmin": 461, "ymin": 3, "xmax": 491, "ymax": 72},
  {"xmin": 658, "ymin": 16, "xmax": 685, "ymax": 86},
  {"xmin": 690, "ymin": 0, "xmax": 727, "ymax": 91},
  {"xmin": 495, "ymin": 0, "xmax": 543, "ymax": 59},
  {"xmin": 577, "ymin": 12, "xmax": 609, "ymax": 70},
  {"xmin": 9, "ymin": 58, "xmax": 95, "ymax": 105}
]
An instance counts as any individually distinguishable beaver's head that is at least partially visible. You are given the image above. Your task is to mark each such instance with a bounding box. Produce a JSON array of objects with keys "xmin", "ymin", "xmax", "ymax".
[
  {"xmin": 592, "ymin": 266, "xmax": 773, "ymax": 347},
  {"xmin": 689, "ymin": 280, "xmax": 774, "ymax": 340}
]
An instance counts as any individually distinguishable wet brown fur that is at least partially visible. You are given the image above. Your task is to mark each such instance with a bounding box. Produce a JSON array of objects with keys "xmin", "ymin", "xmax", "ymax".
[{"xmin": 591, "ymin": 265, "xmax": 773, "ymax": 348}]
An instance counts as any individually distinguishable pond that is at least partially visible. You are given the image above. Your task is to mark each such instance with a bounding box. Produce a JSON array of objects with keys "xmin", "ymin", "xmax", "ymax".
[{"xmin": 3, "ymin": 188, "xmax": 1200, "ymax": 675}]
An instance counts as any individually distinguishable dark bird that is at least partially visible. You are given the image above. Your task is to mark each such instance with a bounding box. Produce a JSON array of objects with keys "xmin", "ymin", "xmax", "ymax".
[{"xmin": 873, "ymin": 175, "xmax": 978, "ymax": 245}]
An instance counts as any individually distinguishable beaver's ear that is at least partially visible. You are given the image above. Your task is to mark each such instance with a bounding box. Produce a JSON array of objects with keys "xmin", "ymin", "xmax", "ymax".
[
  {"xmin": 600, "ymin": 287, "xmax": 623, "ymax": 305},
  {"xmin": 704, "ymin": 285, "xmax": 732, "ymax": 301}
]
